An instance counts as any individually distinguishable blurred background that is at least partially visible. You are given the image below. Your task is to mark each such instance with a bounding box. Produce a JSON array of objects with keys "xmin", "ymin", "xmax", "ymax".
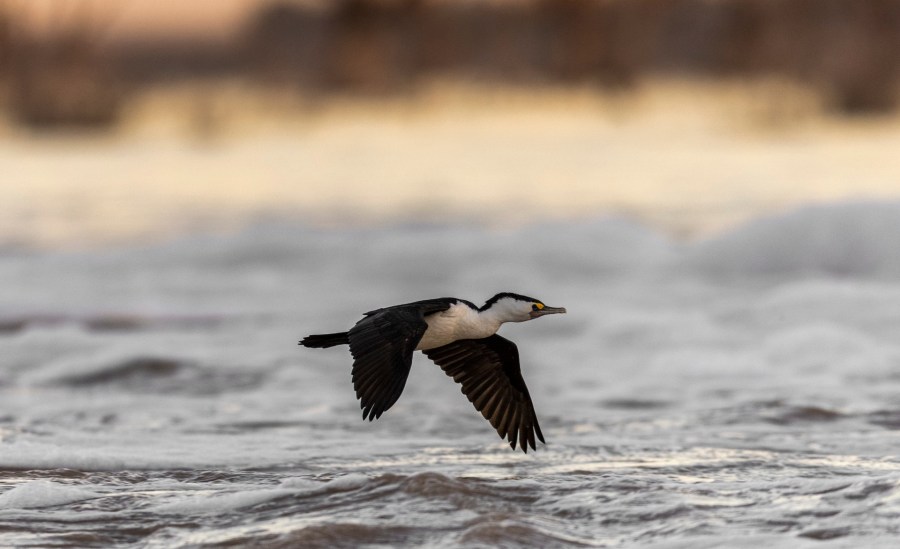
[
  {"xmin": 4, "ymin": 0, "xmax": 900, "ymax": 248},
  {"xmin": 6, "ymin": 3, "xmax": 900, "ymax": 545}
]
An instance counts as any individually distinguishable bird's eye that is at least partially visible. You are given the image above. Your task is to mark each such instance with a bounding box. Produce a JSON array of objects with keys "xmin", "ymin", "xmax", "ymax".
[{"xmin": 532, "ymin": 303, "xmax": 544, "ymax": 311}]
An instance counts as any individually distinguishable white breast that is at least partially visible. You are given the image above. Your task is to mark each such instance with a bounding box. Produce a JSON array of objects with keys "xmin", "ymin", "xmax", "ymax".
[{"xmin": 416, "ymin": 303, "xmax": 499, "ymax": 350}]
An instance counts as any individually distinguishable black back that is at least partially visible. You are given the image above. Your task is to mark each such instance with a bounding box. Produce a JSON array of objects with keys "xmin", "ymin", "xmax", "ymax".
[{"xmin": 363, "ymin": 297, "xmax": 473, "ymax": 317}]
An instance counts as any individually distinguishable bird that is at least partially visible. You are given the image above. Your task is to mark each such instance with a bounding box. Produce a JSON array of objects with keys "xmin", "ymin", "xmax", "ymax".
[{"xmin": 299, "ymin": 292, "xmax": 566, "ymax": 453}]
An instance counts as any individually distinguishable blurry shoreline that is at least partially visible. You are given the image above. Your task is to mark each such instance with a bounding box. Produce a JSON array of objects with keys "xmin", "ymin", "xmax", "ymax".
[
  {"xmin": 4, "ymin": 78, "xmax": 900, "ymax": 251},
  {"xmin": 3, "ymin": 0, "xmax": 900, "ymax": 131},
  {"xmin": 4, "ymin": 1, "xmax": 900, "ymax": 250}
]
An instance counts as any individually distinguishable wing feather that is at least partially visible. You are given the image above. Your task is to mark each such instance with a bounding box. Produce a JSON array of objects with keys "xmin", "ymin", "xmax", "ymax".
[
  {"xmin": 423, "ymin": 334, "xmax": 545, "ymax": 453},
  {"xmin": 348, "ymin": 306, "xmax": 430, "ymax": 420}
]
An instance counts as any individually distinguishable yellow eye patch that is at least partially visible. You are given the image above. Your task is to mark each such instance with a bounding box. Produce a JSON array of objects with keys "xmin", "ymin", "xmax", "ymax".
[{"xmin": 535, "ymin": 303, "xmax": 544, "ymax": 310}]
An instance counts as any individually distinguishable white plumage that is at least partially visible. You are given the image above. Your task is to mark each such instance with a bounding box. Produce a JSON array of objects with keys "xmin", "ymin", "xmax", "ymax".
[{"xmin": 417, "ymin": 302, "xmax": 502, "ymax": 350}]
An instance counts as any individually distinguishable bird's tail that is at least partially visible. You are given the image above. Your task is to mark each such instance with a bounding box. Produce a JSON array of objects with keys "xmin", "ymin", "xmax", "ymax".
[{"xmin": 299, "ymin": 332, "xmax": 349, "ymax": 348}]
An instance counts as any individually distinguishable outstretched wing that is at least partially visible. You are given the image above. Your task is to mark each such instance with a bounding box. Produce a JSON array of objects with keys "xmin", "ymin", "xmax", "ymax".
[
  {"xmin": 423, "ymin": 334, "xmax": 545, "ymax": 453},
  {"xmin": 348, "ymin": 307, "xmax": 429, "ymax": 421}
]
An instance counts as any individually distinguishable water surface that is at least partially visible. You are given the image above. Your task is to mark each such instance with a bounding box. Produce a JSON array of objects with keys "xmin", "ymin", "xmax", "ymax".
[{"xmin": 2, "ymin": 203, "xmax": 900, "ymax": 547}]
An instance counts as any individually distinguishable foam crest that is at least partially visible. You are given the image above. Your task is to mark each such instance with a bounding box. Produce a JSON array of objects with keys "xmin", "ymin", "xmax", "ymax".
[
  {"xmin": 0, "ymin": 480, "xmax": 98, "ymax": 509},
  {"xmin": 687, "ymin": 201, "xmax": 900, "ymax": 277}
]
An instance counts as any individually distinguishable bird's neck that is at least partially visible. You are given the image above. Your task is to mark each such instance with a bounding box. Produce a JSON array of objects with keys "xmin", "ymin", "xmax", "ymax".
[{"xmin": 475, "ymin": 307, "xmax": 509, "ymax": 333}]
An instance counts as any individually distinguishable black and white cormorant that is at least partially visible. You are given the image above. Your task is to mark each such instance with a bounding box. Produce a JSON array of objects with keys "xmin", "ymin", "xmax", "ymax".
[{"xmin": 299, "ymin": 293, "xmax": 566, "ymax": 453}]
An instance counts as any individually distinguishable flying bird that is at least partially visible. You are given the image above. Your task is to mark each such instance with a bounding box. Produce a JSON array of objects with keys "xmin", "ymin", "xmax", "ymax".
[{"xmin": 299, "ymin": 293, "xmax": 566, "ymax": 452}]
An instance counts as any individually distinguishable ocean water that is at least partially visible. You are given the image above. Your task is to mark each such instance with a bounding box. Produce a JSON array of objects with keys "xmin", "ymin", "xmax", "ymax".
[{"xmin": 2, "ymin": 200, "xmax": 900, "ymax": 547}]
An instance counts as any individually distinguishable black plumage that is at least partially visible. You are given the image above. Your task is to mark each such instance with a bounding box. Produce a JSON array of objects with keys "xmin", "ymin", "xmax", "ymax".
[
  {"xmin": 308, "ymin": 298, "xmax": 459, "ymax": 421},
  {"xmin": 300, "ymin": 294, "xmax": 563, "ymax": 453},
  {"xmin": 348, "ymin": 306, "xmax": 430, "ymax": 421},
  {"xmin": 423, "ymin": 334, "xmax": 544, "ymax": 452}
]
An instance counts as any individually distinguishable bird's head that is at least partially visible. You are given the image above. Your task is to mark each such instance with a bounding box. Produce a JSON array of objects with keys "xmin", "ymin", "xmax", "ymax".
[{"xmin": 480, "ymin": 292, "xmax": 567, "ymax": 323}]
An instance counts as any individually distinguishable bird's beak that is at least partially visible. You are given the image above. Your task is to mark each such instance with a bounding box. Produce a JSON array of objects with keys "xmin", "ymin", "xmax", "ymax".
[{"xmin": 530, "ymin": 306, "xmax": 566, "ymax": 319}]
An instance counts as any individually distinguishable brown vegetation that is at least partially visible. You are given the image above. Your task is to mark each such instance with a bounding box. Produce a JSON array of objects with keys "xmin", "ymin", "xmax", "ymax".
[
  {"xmin": 1, "ymin": 2, "xmax": 122, "ymax": 129},
  {"xmin": 2, "ymin": 0, "xmax": 900, "ymax": 129},
  {"xmin": 242, "ymin": 0, "xmax": 900, "ymax": 112},
  {"xmin": 8, "ymin": 32, "xmax": 122, "ymax": 128}
]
